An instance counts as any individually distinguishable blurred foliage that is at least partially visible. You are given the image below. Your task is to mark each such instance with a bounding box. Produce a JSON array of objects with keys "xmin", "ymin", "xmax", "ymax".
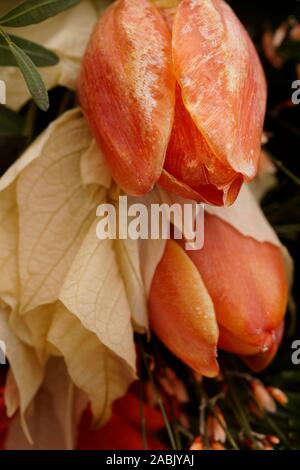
[{"xmin": 137, "ymin": 333, "xmax": 300, "ymax": 450}]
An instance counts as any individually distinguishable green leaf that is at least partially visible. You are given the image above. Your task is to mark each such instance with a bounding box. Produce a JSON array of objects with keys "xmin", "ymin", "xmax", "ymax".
[
  {"xmin": 0, "ymin": 33, "xmax": 58, "ymax": 66},
  {"xmin": 0, "ymin": 105, "xmax": 25, "ymax": 135},
  {"xmin": 8, "ymin": 41, "xmax": 49, "ymax": 111},
  {"xmin": 0, "ymin": 0, "xmax": 80, "ymax": 28}
]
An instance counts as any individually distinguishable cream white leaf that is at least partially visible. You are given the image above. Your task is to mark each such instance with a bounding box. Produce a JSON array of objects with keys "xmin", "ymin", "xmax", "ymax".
[
  {"xmin": 5, "ymin": 358, "xmax": 88, "ymax": 450},
  {"xmin": 59, "ymin": 220, "xmax": 135, "ymax": 369},
  {"xmin": 0, "ymin": 108, "xmax": 82, "ymax": 192},
  {"xmin": 14, "ymin": 110, "xmax": 105, "ymax": 313},
  {"xmin": 48, "ymin": 304, "xmax": 135, "ymax": 424},
  {"xmin": 206, "ymin": 184, "xmax": 281, "ymax": 245},
  {"xmin": 0, "ymin": 306, "xmax": 44, "ymax": 443},
  {"xmin": 80, "ymin": 138, "xmax": 112, "ymax": 189},
  {"xmin": 0, "ymin": 184, "xmax": 18, "ymax": 310},
  {"xmin": 0, "ymin": 107, "xmax": 139, "ymax": 443},
  {"xmin": 23, "ymin": 304, "xmax": 57, "ymax": 363},
  {"xmin": 114, "ymin": 237, "xmax": 149, "ymax": 333},
  {"xmin": 4, "ymin": 370, "xmax": 20, "ymax": 418}
]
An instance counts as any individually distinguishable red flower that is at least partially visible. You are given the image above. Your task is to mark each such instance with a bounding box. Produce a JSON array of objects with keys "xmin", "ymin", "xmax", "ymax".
[{"xmin": 77, "ymin": 391, "xmax": 167, "ymax": 450}]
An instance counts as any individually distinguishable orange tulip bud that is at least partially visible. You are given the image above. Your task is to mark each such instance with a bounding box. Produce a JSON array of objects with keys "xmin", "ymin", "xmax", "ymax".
[
  {"xmin": 242, "ymin": 322, "xmax": 284, "ymax": 372},
  {"xmin": 186, "ymin": 213, "xmax": 288, "ymax": 361},
  {"xmin": 149, "ymin": 239, "xmax": 219, "ymax": 377},
  {"xmin": 78, "ymin": 0, "xmax": 266, "ymax": 205},
  {"xmin": 78, "ymin": 0, "xmax": 175, "ymax": 196},
  {"xmin": 149, "ymin": 211, "xmax": 288, "ymax": 374}
]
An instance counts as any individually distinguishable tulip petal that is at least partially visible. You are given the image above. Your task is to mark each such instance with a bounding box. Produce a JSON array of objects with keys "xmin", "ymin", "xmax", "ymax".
[
  {"xmin": 187, "ymin": 213, "xmax": 288, "ymax": 355},
  {"xmin": 149, "ymin": 240, "xmax": 219, "ymax": 377},
  {"xmin": 242, "ymin": 322, "xmax": 284, "ymax": 372},
  {"xmin": 218, "ymin": 325, "xmax": 274, "ymax": 356},
  {"xmin": 78, "ymin": 0, "xmax": 175, "ymax": 195},
  {"xmin": 172, "ymin": 0, "xmax": 267, "ymax": 179},
  {"xmin": 161, "ymin": 86, "xmax": 243, "ymax": 205},
  {"xmin": 159, "ymin": 169, "xmax": 216, "ymax": 204}
]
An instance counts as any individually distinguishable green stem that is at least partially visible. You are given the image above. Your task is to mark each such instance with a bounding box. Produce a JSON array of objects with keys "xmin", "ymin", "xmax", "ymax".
[
  {"xmin": 139, "ymin": 337, "xmax": 177, "ymax": 450},
  {"xmin": 170, "ymin": 401, "xmax": 182, "ymax": 450},
  {"xmin": 225, "ymin": 374, "xmax": 255, "ymax": 443},
  {"xmin": 199, "ymin": 391, "xmax": 209, "ymax": 448},
  {"xmin": 205, "ymin": 398, "xmax": 239, "ymax": 450},
  {"xmin": 176, "ymin": 424, "xmax": 194, "ymax": 441},
  {"xmin": 264, "ymin": 414, "xmax": 294, "ymax": 450},
  {"xmin": 271, "ymin": 156, "xmax": 300, "ymax": 187}
]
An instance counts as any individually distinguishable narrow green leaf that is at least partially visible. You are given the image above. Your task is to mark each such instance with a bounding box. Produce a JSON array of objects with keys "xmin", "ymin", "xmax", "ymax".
[
  {"xmin": 8, "ymin": 41, "xmax": 49, "ymax": 111},
  {"xmin": 0, "ymin": 105, "xmax": 25, "ymax": 135},
  {"xmin": 0, "ymin": 33, "xmax": 58, "ymax": 66},
  {"xmin": 0, "ymin": 0, "xmax": 80, "ymax": 28}
]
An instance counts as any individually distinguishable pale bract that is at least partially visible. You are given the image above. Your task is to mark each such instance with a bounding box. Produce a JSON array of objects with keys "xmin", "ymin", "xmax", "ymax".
[
  {"xmin": 5, "ymin": 359, "xmax": 88, "ymax": 450},
  {"xmin": 0, "ymin": 108, "xmax": 160, "ymax": 449},
  {"xmin": 0, "ymin": 0, "xmax": 98, "ymax": 110}
]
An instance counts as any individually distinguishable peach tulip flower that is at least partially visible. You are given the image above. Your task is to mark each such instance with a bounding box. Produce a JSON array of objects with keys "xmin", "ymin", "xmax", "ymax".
[
  {"xmin": 149, "ymin": 212, "xmax": 288, "ymax": 376},
  {"xmin": 78, "ymin": 0, "xmax": 267, "ymax": 205}
]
